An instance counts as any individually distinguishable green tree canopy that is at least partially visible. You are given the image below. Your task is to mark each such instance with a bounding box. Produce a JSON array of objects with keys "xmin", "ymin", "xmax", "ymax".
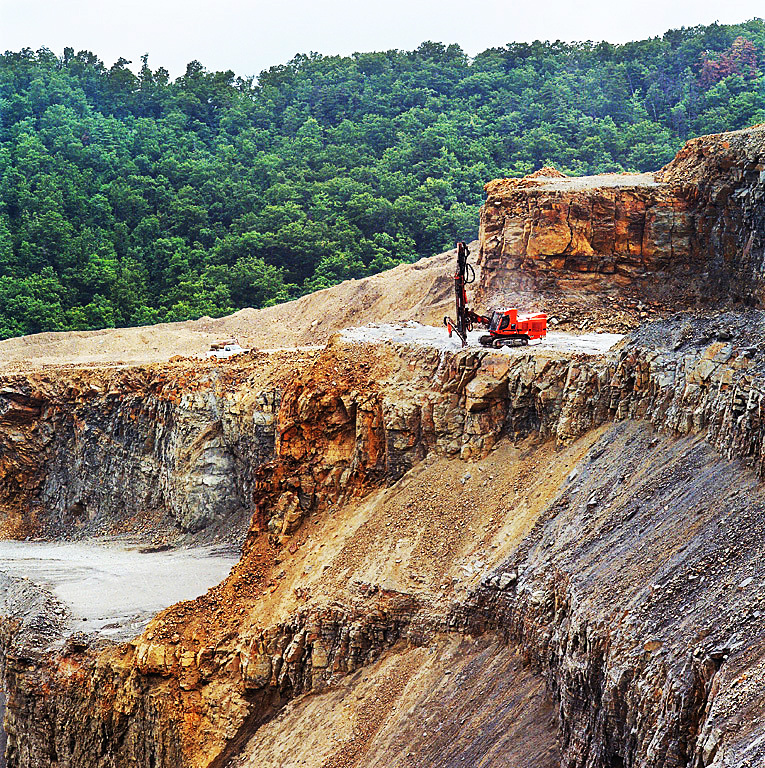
[{"xmin": 1, "ymin": 20, "xmax": 764, "ymax": 337}]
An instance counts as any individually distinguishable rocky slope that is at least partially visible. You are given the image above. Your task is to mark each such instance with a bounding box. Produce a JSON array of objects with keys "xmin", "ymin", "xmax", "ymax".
[
  {"xmin": 2, "ymin": 125, "xmax": 765, "ymax": 768},
  {"xmin": 2, "ymin": 312, "xmax": 765, "ymax": 767},
  {"xmin": 476, "ymin": 126, "xmax": 765, "ymax": 329}
]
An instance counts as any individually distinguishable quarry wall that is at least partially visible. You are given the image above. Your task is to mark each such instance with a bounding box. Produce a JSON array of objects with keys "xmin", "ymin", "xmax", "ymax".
[
  {"xmin": 2, "ymin": 312, "xmax": 765, "ymax": 766},
  {"xmin": 477, "ymin": 126, "xmax": 765, "ymax": 314}
]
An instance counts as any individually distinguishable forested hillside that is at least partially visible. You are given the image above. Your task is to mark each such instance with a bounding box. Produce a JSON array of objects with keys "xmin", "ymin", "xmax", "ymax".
[{"xmin": 1, "ymin": 19, "xmax": 764, "ymax": 337}]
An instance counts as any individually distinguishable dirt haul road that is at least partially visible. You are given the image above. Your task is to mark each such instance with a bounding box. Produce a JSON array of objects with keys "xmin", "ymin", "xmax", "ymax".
[
  {"xmin": 0, "ymin": 245, "xmax": 471, "ymax": 370},
  {"xmin": 0, "ymin": 320, "xmax": 625, "ymax": 373},
  {"xmin": 340, "ymin": 322, "xmax": 624, "ymax": 355}
]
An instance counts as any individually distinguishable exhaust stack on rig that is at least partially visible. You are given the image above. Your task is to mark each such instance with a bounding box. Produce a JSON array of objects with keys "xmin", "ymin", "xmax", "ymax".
[{"xmin": 443, "ymin": 242, "xmax": 547, "ymax": 349}]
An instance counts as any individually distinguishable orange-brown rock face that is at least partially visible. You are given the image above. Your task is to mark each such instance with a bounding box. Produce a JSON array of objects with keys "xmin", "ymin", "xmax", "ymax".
[
  {"xmin": 6, "ymin": 314, "xmax": 765, "ymax": 767},
  {"xmin": 477, "ymin": 125, "xmax": 765, "ymax": 325},
  {"xmin": 251, "ymin": 347, "xmax": 388, "ymax": 545},
  {"xmin": 481, "ymin": 173, "xmax": 691, "ymax": 280}
]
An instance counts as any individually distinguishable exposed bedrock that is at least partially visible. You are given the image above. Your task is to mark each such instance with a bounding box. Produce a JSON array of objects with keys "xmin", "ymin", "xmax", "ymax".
[
  {"xmin": 477, "ymin": 125, "xmax": 765, "ymax": 321},
  {"xmin": 2, "ymin": 592, "xmax": 420, "ymax": 768},
  {"xmin": 0, "ymin": 353, "xmax": 308, "ymax": 539},
  {"xmin": 3, "ymin": 315, "xmax": 765, "ymax": 766},
  {"xmin": 456, "ymin": 422, "xmax": 765, "ymax": 768}
]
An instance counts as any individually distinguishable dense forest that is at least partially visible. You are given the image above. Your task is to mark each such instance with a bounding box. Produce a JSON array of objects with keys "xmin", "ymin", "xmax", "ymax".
[{"xmin": 1, "ymin": 20, "xmax": 764, "ymax": 337}]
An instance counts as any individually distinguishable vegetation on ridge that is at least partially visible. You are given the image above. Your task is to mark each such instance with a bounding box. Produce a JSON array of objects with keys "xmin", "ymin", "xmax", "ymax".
[{"xmin": 1, "ymin": 19, "xmax": 764, "ymax": 337}]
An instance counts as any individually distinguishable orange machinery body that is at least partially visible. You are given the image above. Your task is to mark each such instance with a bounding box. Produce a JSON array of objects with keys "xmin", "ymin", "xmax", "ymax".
[
  {"xmin": 443, "ymin": 241, "xmax": 547, "ymax": 348},
  {"xmin": 486, "ymin": 308, "xmax": 547, "ymax": 343}
]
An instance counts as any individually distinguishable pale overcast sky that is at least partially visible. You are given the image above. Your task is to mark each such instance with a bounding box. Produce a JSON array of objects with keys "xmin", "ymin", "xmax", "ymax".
[{"xmin": 1, "ymin": 0, "xmax": 763, "ymax": 78}]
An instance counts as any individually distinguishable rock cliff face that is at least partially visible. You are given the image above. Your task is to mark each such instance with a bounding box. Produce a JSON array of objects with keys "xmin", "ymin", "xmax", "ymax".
[
  {"xmin": 3, "ymin": 309, "xmax": 765, "ymax": 767},
  {"xmin": 458, "ymin": 420, "xmax": 765, "ymax": 768},
  {"xmin": 0, "ymin": 352, "xmax": 315, "ymax": 540},
  {"xmin": 477, "ymin": 126, "xmax": 765, "ymax": 325},
  {"xmin": 655, "ymin": 128, "xmax": 765, "ymax": 306}
]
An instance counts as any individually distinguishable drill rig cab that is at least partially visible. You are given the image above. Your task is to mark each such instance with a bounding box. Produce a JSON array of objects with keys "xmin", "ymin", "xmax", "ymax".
[
  {"xmin": 480, "ymin": 308, "xmax": 548, "ymax": 348},
  {"xmin": 443, "ymin": 242, "xmax": 547, "ymax": 348}
]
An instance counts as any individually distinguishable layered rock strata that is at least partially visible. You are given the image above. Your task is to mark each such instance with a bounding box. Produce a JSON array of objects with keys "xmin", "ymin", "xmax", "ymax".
[
  {"xmin": 0, "ymin": 351, "xmax": 316, "ymax": 539},
  {"xmin": 456, "ymin": 421, "xmax": 765, "ymax": 768},
  {"xmin": 3, "ymin": 313, "xmax": 765, "ymax": 767},
  {"xmin": 477, "ymin": 126, "xmax": 765, "ymax": 321}
]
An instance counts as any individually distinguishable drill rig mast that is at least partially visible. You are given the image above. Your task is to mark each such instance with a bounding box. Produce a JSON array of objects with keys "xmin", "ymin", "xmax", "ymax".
[
  {"xmin": 443, "ymin": 242, "xmax": 547, "ymax": 349},
  {"xmin": 443, "ymin": 242, "xmax": 486, "ymax": 347}
]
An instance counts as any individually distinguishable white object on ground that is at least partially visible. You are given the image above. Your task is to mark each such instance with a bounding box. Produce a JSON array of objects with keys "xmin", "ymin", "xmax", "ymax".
[{"xmin": 206, "ymin": 343, "xmax": 250, "ymax": 359}]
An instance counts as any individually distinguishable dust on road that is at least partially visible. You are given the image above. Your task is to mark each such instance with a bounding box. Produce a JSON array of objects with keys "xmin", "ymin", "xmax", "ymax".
[{"xmin": 340, "ymin": 321, "xmax": 624, "ymax": 355}]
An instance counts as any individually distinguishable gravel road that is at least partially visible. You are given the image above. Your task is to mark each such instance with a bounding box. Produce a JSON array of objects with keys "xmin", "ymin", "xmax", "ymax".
[{"xmin": 341, "ymin": 322, "xmax": 624, "ymax": 355}]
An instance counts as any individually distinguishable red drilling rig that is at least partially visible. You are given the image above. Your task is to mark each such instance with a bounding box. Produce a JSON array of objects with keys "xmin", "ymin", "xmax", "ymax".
[{"xmin": 443, "ymin": 242, "xmax": 547, "ymax": 348}]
